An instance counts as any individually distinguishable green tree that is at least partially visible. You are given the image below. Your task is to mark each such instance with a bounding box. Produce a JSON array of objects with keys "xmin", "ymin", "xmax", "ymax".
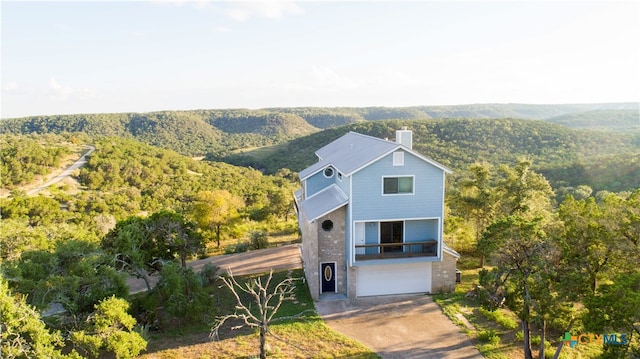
[
  {"xmin": 557, "ymin": 196, "xmax": 626, "ymax": 294},
  {"xmin": 71, "ymin": 296, "xmax": 147, "ymax": 359},
  {"xmin": 0, "ymin": 276, "xmax": 72, "ymax": 359},
  {"xmin": 146, "ymin": 210, "xmax": 204, "ymax": 268},
  {"xmin": 477, "ymin": 160, "xmax": 556, "ymax": 359},
  {"xmin": 480, "ymin": 216, "xmax": 554, "ymax": 359},
  {"xmin": 267, "ymin": 186, "xmax": 294, "ymax": 220},
  {"xmin": 496, "ymin": 158, "xmax": 554, "ymax": 220},
  {"xmin": 583, "ymin": 271, "xmax": 640, "ymax": 357},
  {"xmin": 191, "ymin": 190, "xmax": 244, "ymax": 247},
  {"xmin": 140, "ymin": 262, "xmax": 212, "ymax": 327},
  {"xmin": 102, "ymin": 217, "xmax": 158, "ymax": 292},
  {"xmin": 450, "ymin": 162, "xmax": 497, "ymax": 267}
]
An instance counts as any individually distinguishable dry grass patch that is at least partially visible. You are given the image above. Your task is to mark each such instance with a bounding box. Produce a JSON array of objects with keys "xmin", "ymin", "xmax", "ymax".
[{"xmin": 137, "ymin": 269, "xmax": 378, "ymax": 359}]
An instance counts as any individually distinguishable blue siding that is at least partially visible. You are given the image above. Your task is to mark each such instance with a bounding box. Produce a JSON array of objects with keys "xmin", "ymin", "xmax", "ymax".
[
  {"xmin": 405, "ymin": 219, "xmax": 438, "ymax": 243},
  {"xmin": 365, "ymin": 222, "xmax": 378, "ymax": 244},
  {"xmin": 306, "ymin": 170, "xmax": 335, "ymax": 197},
  {"xmin": 351, "ymin": 151, "xmax": 444, "ymax": 221},
  {"xmin": 335, "ymin": 171, "xmax": 350, "ymax": 197}
]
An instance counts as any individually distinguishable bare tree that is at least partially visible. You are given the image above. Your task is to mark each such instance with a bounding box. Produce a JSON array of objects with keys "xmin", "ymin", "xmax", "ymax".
[{"xmin": 210, "ymin": 270, "xmax": 312, "ymax": 359}]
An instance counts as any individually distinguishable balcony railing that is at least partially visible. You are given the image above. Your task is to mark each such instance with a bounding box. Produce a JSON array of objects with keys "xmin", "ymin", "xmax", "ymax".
[{"xmin": 355, "ymin": 240, "xmax": 437, "ymax": 260}]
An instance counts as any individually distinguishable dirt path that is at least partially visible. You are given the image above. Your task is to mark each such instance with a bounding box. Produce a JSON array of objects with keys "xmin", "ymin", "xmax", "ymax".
[
  {"xmin": 127, "ymin": 244, "xmax": 302, "ymax": 294},
  {"xmin": 26, "ymin": 145, "xmax": 95, "ymax": 196}
]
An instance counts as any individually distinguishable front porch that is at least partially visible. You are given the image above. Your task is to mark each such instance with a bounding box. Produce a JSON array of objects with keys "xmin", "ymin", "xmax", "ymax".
[{"xmin": 355, "ymin": 240, "xmax": 437, "ymax": 260}]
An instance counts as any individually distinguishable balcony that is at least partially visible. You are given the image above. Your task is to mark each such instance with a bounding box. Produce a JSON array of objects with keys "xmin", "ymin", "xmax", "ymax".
[{"xmin": 355, "ymin": 240, "xmax": 437, "ymax": 261}]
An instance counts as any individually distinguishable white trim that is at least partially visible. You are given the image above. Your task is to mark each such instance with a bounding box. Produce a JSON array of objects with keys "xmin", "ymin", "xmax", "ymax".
[
  {"xmin": 323, "ymin": 166, "xmax": 335, "ymax": 178},
  {"xmin": 443, "ymin": 243, "xmax": 461, "ymax": 259},
  {"xmin": 346, "ymin": 145, "xmax": 452, "ymax": 177},
  {"xmin": 349, "ymin": 176, "xmax": 354, "ymax": 267},
  {"xmin": 381, "ymin": 175, "xmax": 415, "ymax": 195},
  {"xmin": 353, "ymin": 216, "xmax": 441, "ymax": 223},
  {"xmin": 319, "ymin": 261, "xmax": 338, "ymax": 294},
  {"xmin": 440, "ymin": 171, "xmax": 447, "ymax": 260}
]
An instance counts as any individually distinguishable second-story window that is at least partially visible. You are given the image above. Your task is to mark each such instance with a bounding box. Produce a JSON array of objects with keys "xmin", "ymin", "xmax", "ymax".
[
  {"xmin": 383, "ymin": 176, "xmax": 414, "ymax": 194},
  {"xmin": 323, "ymin": 167, "xmax": 334, "ymax": 178}
]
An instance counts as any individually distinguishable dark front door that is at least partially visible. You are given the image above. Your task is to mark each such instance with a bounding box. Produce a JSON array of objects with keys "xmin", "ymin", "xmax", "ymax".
[
  {"xmin": 381, "ymin": 221, "xmax": 403, "ymax": 253},
  {"xmin": 321, "ymin": 262, "xmax": 336, "ymax": 293}
]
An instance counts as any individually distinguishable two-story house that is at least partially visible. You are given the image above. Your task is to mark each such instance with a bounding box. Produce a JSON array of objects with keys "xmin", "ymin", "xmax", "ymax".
[{"xmin": 294, "ymin": 128, "xmax": 460, "ymax": 301}]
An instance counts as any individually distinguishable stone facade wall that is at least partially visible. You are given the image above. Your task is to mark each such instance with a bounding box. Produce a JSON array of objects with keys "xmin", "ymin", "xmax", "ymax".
[
  {"xmin": 347, "ymin": 266, "xmax": 357, "ymax": 300},
  {"xmin": 299, "ymin": 211, "xmax": 320, "ymax": 300},
  {"xmin": 317, "ymin": 206, "xmax": 347, "ymax": 295},
  {"xmin": 431, "ymin": 251, "xmax": 458, "ymax": 293}
]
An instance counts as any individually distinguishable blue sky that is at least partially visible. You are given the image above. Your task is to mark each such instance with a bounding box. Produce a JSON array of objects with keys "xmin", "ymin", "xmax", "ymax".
[{"xmin": 1, "ymin": 1, "xmax": 639, "ymax": 118}]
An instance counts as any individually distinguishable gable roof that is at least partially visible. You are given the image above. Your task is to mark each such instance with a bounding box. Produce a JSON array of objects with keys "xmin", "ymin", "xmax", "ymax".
[
  {"xmin": 298, "ymin": 184, "xmax": 348, "ymax": 221},
  {"xmin": 298, "ymin": 131, "xmax": 451, "ymax": 180}
]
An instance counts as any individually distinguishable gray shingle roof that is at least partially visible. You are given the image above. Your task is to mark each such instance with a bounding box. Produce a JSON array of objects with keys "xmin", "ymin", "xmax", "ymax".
[
  {"xmin": 298, "ymin": 131, "xmax": 451, "ymax": 180},
  {"xmin": 298, "ymin": 184, "xmax": 348, "ymax": 221}
]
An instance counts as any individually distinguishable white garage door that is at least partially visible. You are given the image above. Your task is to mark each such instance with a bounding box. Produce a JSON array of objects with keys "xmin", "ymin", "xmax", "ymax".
[{"xmin": 356, "ymin": 262, "xmax": 432, "ymax": 297}]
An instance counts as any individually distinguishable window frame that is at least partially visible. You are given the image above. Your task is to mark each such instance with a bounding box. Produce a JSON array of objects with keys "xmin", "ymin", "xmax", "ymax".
[
  {"xmin": 381, "ymin": 175, "xmax": 415, "ymax": 195},
  {"xmin": 323, "ymin": 166, "xmax": 334, "ymax": 178}
]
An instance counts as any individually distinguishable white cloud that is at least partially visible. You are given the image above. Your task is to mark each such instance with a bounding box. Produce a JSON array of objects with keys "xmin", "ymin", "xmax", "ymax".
[
  {"xmin": 48, "ymin": 77, "xmax": 96, "ymax": 101},
  {"xmin": 3, "ymin": 81, "xmax": 20, "ymax": 93},
  {"xmin": 49, "ymin": 77, "xmax": 74, "ymax": 98},
  {"xmin": 225, "ymin": 1, "xmax": 304, "ymax": 22},
  {"xmin": 311, "ymin": 66, "xmax": 357, "ymax": 90}
]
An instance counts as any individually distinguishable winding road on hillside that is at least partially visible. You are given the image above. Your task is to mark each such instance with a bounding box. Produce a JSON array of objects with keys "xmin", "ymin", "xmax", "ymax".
[{"xmin": 27, "ymin": 145, "xmax": 95, "ymax": 196}]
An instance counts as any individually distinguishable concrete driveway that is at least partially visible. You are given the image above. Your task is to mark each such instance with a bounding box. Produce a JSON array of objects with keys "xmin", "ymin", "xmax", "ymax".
[{"xmin": 315, "ymin": 295, "xmax": 484, "ymax": 359}]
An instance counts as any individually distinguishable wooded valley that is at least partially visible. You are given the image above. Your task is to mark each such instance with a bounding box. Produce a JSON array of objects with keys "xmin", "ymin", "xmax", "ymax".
[{"xmin": 0, "ymin": 103, "xmax": 638, "ymax": 358}]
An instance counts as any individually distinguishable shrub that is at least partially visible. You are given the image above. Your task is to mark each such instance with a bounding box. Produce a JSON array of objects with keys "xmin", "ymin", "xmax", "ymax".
[
  {"xmin": 478, "ymin": 307, "xmax": 518, "ymax": 330},
  {"xmin": 249, "ymin": 230, "xmax": 269, "ymax": 250},
  {"xmin": 530, "ymin": 335, "xmax": 541, "ymax": 346},
  {"xmin": 199, "ymin": 263, "xmax": 219, "ymax": 286},
  {"xmin": 514, "ymin": 330, "xmax": 524, "ymax": 342},
  {"xmin": 225, "ymin": 241, "xmax": 249, "ymax": 254},
  {"xmin": 140, "ymin": 263, "xmax": 213, "ymax": 328},
  {"xmin": 477, "ymin": 329, "xmax": 500, "ymax": 344}
]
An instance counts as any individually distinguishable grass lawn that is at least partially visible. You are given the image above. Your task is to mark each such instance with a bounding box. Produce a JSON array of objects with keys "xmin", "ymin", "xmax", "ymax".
[
  {"xmin": 204, "ymin": 220, "xmax": 300, "ymax": 257},
  {"xmin": 233, "ymin": 143, "xmax": 288, "ymax": 160},
  {"xmin": 137, "ymin": 269, "xmax": 379, "ymax": 359},
  {"xmin": 434, "ymin": 256, "xmax": 605, "ymax": 359}
]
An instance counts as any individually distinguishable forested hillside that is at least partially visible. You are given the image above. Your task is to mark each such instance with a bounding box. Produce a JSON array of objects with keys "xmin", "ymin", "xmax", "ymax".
[
  {"xmin": 546, "ymin": 109, "xmax": 639, "ymax": 130},
  {"xmin": 0, "ymin": 110, "xmax": 319, "ymax": 157},
  {"xmin": 221, "ymin": 118, "xmax": 640, "ymax": 193},
  {"xmin": 2, "ymin": 103, "xmax": 637, "ymax": 158}
]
